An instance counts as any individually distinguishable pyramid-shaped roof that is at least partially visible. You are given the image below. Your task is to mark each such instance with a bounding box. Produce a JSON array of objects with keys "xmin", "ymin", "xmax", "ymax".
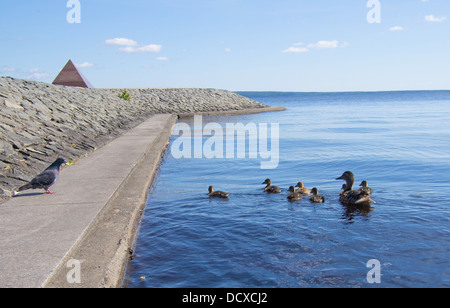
[{"xmin": 52, "ymin": 60, "xmax": 93, "ymax": 88}]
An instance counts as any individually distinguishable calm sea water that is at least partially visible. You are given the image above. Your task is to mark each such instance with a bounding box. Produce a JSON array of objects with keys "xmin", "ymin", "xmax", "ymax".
[{"xmin": 124, "ymin": 91, "xmax": 450, "ymax": 288}]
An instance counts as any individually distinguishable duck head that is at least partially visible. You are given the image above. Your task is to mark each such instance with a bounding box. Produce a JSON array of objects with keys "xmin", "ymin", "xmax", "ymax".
[
  {"xmin": 262, "ymin": 179, "xmax": 272, "ymax": 185},
  {"xmin": 311, "ymin": 187, "xmax": 319, "ymax": 195},
  {"xmin": 359, "ymin": 181, "xmax": 368, "ymax": 188},
  {"xmin": 208, "ymin": 186, "xmax": 214, "ymax": 193},
  {"xmin": 336, "ymin": 171, "xmax": 355, "ymax": 191},
  {"xmin": 288, "ymin": 186, "xmax": 296, "ymax": 193},
  {"xmin": 295, "ymin": 182, "xmax": 304, "ymax": 188}
]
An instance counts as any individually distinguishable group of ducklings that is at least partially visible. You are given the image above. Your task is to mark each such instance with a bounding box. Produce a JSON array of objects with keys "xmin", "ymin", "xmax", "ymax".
[
  {"xmin": 265, "ymin": 179, "xmax": 325, "ymax": 204},
  {"xmin": 209, "ymin": 171, "xmax": 374, "ymax": 207}
]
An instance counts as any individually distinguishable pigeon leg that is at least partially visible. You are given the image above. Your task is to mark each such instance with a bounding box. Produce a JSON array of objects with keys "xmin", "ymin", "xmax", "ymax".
[{"xmin": 45, "ymin": 189, "xmax": 55, "ymax": 194}]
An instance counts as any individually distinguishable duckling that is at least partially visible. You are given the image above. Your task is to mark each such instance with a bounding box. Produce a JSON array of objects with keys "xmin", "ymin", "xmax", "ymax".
[
  {"xmin": 262, "ymin": 179, "xmax": 281, "ymax": 194},
  {"xmin": 287, "ymin": 186, "xmax": 302, "ymax": 202},
  {"xmin": 208, "ymin": 186, "xmax": 229, "ymax": 199},
  {"xmin": 359, "ymin": 181, "xmax": 373, "ymax": 195},
  {"xmin": 295, "ymin": 182, "xmax": 311, "ymax": 195},
  {"xmin": 309, "ymin": 187, "xmax": 325, "ymax": 203},
  {"xmin": 336, "ymin": 171, "xmax": 374, "ymax": 206},
  {"xmin": 340, "ymin": 184, "xmax": 347, "ymax": 196}
]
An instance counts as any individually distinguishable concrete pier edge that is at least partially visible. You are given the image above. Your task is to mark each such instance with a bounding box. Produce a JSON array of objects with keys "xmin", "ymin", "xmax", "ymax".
[
  {"xmin": 178, "ymin": 106, "xmax": 286, "ymax": 118},
  {"xmin": 42, "ymin": 114, "xmax": 178, "ymax": 288}
]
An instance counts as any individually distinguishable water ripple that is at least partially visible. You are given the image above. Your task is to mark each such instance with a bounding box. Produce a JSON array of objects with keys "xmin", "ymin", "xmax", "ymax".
[{"xmin": 125, "ymin": 91, "xmax": 450, "ymax": 288}]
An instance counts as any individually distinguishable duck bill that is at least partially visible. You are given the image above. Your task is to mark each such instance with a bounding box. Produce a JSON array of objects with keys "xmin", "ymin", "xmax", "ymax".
[{"xmin": 336, "ymin": 176, "xmax": 344, "ymax": 180}]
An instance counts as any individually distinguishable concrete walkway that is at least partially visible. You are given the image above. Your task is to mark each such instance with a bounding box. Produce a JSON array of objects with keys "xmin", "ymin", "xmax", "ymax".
[{"xmin": 0, "ymin": 114, "xmax": 177, "ymax": 288}]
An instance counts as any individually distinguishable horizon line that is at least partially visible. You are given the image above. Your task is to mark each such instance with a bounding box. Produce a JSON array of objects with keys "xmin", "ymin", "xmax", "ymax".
[{"xmin": 1, "ymin": 76, "xmax": 449, "ymax": 93}]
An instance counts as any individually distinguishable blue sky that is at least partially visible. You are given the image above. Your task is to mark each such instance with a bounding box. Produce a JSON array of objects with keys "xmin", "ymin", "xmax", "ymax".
[{"xmin": 1, "ymin": 0, "xmax": 449, "ymax": 91}]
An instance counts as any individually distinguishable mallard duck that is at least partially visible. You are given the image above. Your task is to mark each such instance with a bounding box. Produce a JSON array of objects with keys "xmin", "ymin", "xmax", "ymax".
[
  {"xmin": 359, "ymin": 181, "xmax": 373, "ymax": 194},
  {"xmin": 208, "ymin": 186, "xmax": 229, "ymax": 199},
  {"xmin": 262, "ymin": 179, "xmax": 281, "ymax": 193},
  {"xmin": 295, "ymin": 182, "xmax": 311, "ymax": 195},
  {"xmin": 336, "ymin": 171, "xmax": 374, "ymax": 206},
  {"xmin": 287, "ymin": 186, "xmax": 302, "ymax": 201},
  {"xmin": 309, "ymin": 187, "xmax": 325, "ymax": 203}
]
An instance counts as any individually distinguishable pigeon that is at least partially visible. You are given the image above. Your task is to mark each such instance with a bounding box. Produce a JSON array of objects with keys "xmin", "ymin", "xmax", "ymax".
[{"xmin": 17, "ymin": 158, "xmax": 66, "ymax": 195}]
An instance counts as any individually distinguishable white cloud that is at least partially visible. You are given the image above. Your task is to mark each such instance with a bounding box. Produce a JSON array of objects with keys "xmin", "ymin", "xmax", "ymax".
[
  {"xmin": 225, "ymin": 48, "xmax": 232, "ymax": 52},
  {"xmin": 26, "ymin": 69, "xmax": 50, "ymax": 81},
  {"xmin": 156, "ymin": 57, "xmax": 169, "ymax": 61},
  {"xmin": 106, "ymin": 38, "xmax": 162, "ymax": 54},
  {"xmin": 389, "ymin": 26, "xmax": 405, "ymax": 31},
  {"xmin": 105, "ymin": 38, "xmax": 138, "ymax": 46},
  {"xmin": 307, "ymin": 40, "xmax": 339, "ymax": 49},
  {"xmin": 76, "ymin": 62, "xmax": 94, "ymax": 68},
  {"xmin": 118, "ymin": 44, "xmax": 162, "ymax": 53},
  {"xmin": 283, "ymin": 40, "xmax": 345, "ymax": 54},
  {"xmin": 282, "ymin": 46, "xmax": 309, "ymax": 53},
  {"xmin": 425, "ymin": 15, "xmax": 446, "ymax": 22},
  {"xmin": 1, "ymin": 66, "xmax": 17, "ymax": 73}
]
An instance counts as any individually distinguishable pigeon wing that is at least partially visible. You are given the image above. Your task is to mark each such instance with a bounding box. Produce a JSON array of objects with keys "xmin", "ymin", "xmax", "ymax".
[{"xmin": 30, "ymin": 170, "xmax": 56, "ymax": 189}]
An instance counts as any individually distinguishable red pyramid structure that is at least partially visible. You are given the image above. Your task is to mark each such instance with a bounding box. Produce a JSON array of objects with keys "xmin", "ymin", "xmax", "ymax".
[{"xmin": 52, "ymin": 59, "xmax": 93, "ymax": 88}]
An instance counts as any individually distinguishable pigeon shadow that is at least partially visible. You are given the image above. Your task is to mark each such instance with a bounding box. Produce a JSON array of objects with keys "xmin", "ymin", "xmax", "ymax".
[{"xmin": 12, "ymin": 192, "xmax": 46, "ymax": 198}]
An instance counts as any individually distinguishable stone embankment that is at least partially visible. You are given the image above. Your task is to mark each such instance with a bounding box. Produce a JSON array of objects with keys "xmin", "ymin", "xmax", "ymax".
[{"xmin": 0, "ymin": 77, "xmax": 270, "ymax": 200}]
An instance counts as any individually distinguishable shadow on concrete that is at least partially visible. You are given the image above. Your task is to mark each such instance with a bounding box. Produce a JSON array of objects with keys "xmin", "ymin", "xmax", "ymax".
[{"xmin": 12, "ymin": 192, "xmax": 46, "ymax": 198}]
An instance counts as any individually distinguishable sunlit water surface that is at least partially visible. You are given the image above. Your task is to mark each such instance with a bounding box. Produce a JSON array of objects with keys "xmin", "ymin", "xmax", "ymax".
[{"xmin": 124, "ymin": 91, "xmax": 450, "ymax": 288}]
